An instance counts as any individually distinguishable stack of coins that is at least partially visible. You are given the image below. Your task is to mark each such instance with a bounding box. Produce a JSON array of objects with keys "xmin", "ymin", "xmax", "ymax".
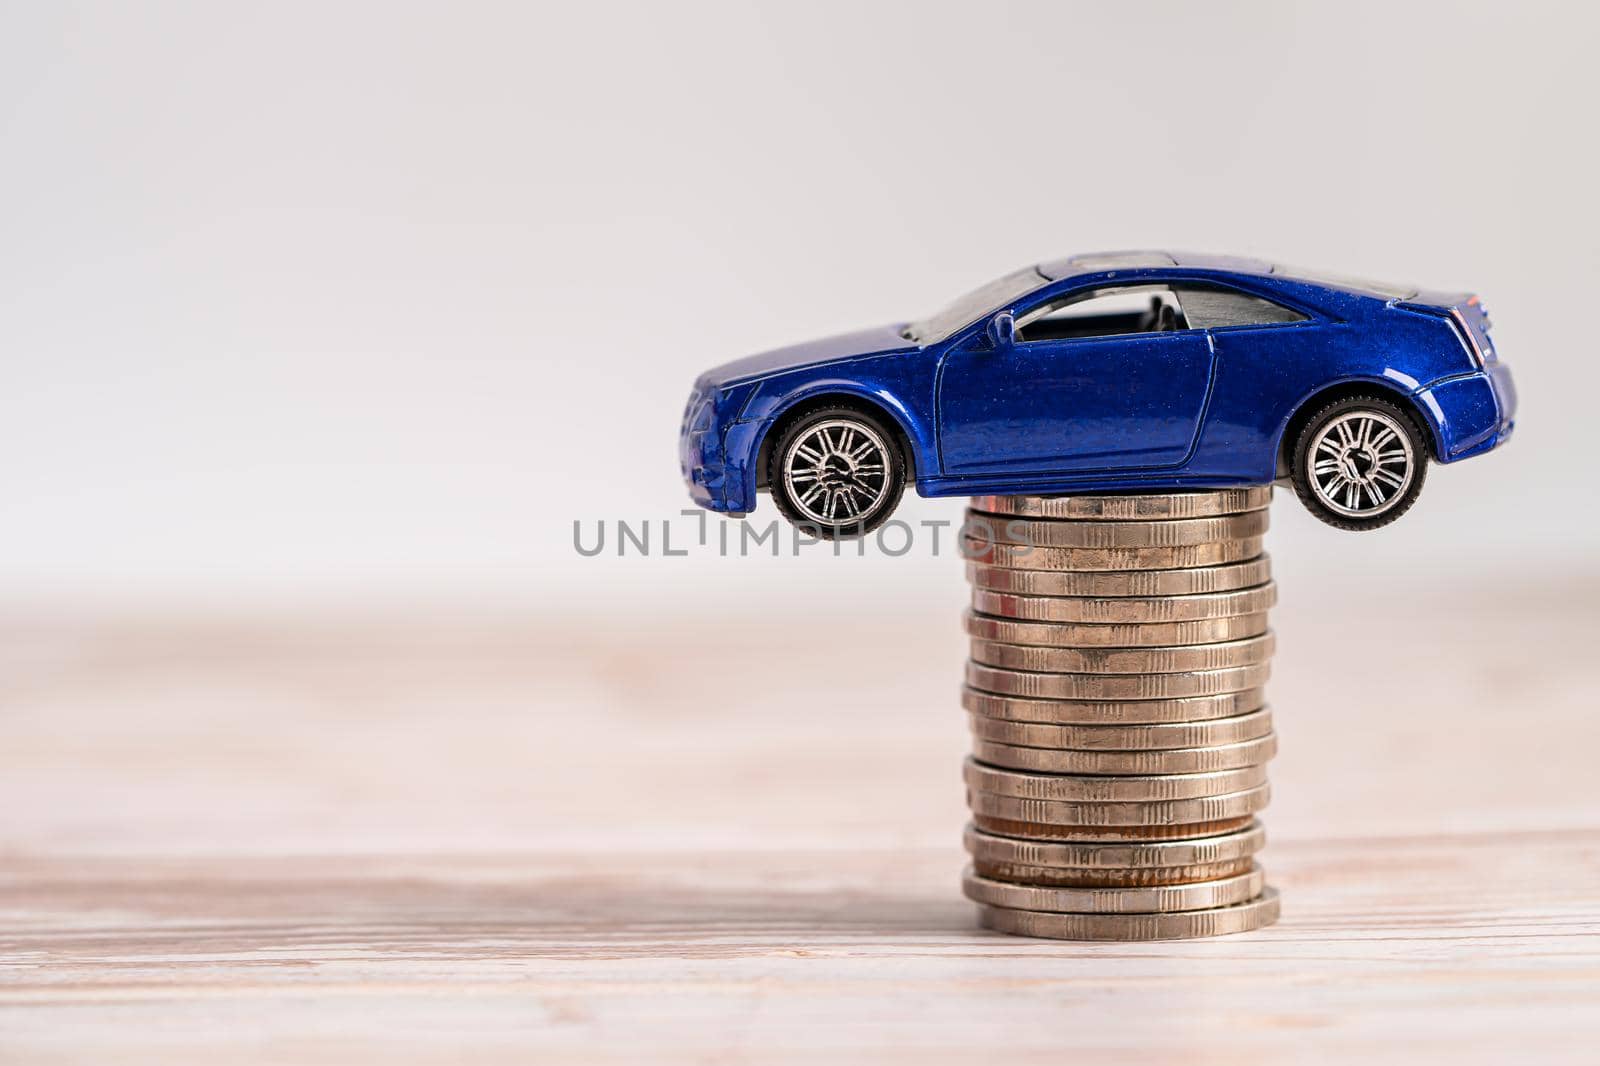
[{"xmin": 960, "ymin": 488, "xmax": 1280, "ymax": 940}]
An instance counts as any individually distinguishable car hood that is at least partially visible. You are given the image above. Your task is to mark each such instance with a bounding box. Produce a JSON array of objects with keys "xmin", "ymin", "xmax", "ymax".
[{"xmin": 697, "ymin": 323, "xmax": 915, "ymax": 390}]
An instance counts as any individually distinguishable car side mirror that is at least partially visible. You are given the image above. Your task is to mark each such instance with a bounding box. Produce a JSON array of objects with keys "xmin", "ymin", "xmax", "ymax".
[{"xmin": 988, "ymin": 312, "xmax": 1016, "ymax": 350}]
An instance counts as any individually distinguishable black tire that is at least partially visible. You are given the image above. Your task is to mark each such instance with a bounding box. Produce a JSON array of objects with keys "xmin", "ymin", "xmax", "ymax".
[
  {"xmin": 1291, "ymin": 394, "xmax": 1430, "ymax": 531},
  {"xmin": 768, "ymin": 405, "xmax": 907, "ymax": 539}
]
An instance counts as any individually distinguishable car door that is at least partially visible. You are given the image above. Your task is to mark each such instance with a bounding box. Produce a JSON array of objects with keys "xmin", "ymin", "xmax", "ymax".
[{"xmin": 936, "ymin": 282, "xmax": 1216, "ymax": 476}]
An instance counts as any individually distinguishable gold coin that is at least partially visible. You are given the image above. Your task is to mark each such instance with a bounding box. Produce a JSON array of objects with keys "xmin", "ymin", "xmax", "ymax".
[
  {"xmin": 970, "ymin": 488, "xmax": 1272, "ymax": 520},
  {"xmin": 972, "ymin": 813, "xmax": 1256, "ymax": 842},
  {"xmin": 963, "ymin": 536, "xmax": 1265, "ymax": 572},
  {"xmin": 973, "ymin": 734, "xmax": 1278, "ymax": 775},
  {"xmin": 965, "ymin": 759, "xmax": 1267, "ymax": 801},
  {"xmin": 964, "ymin": 610, "xmax": 1269, "ymax": 647},
  {"xmin": 967, "ymin": 557, "xmax": 1273, "ymax": 598},
  {"xmin": 962, "ymin": 864, "xmax": 1264, "ymax": 913},
  {"xmin": 964, "ymin": 821, "xmax": 1266, "ymax": 869},
  {"xmin": 968, "ymin": 706, "xmax": 1273, "ymax": 749},
  {"xmin": 971, "ymin": 583, "xmax": 1277, "ymax": 624},
  {"xmin": 969, "ymin": 633, "xmax": 1275, "ymax": 674},
  {"xmin": 977, "ymin": 887, "xmax": 1280, "ymax": 941},
  {"xmin": 965, "ymin": 511, "xmax": 1269, "ymax": 549},
  {"xmin": 967, "ymin": 784, "xmax": 1271, "ymax": 827},
  {"xmin": 961, "ymin": 685, "xmax": 1267, "ymax": 724}
]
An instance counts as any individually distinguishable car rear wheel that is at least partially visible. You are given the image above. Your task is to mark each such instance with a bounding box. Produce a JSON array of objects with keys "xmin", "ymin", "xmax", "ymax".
[
  {"xmin": 769, "ymin": 406, "xmax": 906, "ymax": 539},
  {"xmin": 1291, "ymin": 395, "xmax": 1429, "ymax": 531}
]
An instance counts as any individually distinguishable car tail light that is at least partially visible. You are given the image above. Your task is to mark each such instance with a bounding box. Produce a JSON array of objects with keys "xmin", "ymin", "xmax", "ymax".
[{"xmin": 1449, "ymin": 307, "xmax": 1486, "ymax": 368}]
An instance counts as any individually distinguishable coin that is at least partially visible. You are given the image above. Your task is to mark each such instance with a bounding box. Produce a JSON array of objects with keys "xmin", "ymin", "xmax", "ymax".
[
  {"xmin": 979, "ymin": 512, "xmax": 1271, "ymax": 549},
  {"xmin": 969, "ymin": 633, "xmax": 1275, "ymax": 674},
  {"xmin": 970, "ymin": 487, "xmax": 1272, "ymax": 520},
  {"xmin": 962, "ymin": 864, "xmax": 1264, "ymax": 913},
  {"xmin": 965, "ymin": 511, "xmax": 1270, "ymax": 549},
  {"xmin": 963, "ymin": 821, "xmax": 1266, "ymax": 869},
  {"xmin": 963, "ymin": 536, "xmax": 1265, "ymax": 572},
  {"xmin": 973, "ymin": 734, "xmax": 1278, "ymax": 775},
  {"xmin": 964, "ymin": 610, "xmax": 1269, "ymax": 647},
  {"xmin": 967, "ymin": 557, "xmax": 1273, "ymax": 598},
  {"xmin": 972, "ymin": 813, "xmax": 1257, "ymax": 842},
  {"xmin": 971, "ymin": 583, "xmax": 1277, "ymax": 623},
  {"xmin": 965, "ymin": 662, "xmax": 1271, "ymax": 700},
  {"xmin": 965, "ymin": 759, "xmax": 1267, "ymax": 801},
  {"xmin": 966, "ymin": 783, "xmax": 1271, "ymax": 826},
  {"xmin": 967, "ymin": 706, "xmax": 1273, "ymax": 749},
  {"xmin": 977, "ymin": 886, "xmax": 1280, "ymax": 941},
  {"xmin": 962, "ymin": 686, "xmax": 1267, "ymax": 724},
  {"xmin": 974, "ymin": 858, "xmax": 1257, "ymax": 887}
]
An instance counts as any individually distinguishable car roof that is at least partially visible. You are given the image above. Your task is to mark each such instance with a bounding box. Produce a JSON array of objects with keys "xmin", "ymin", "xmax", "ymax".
[
  {"xmin": 1037, "ymin": 251, "xmax": 1420, "ymax": 300},
  {"xmin": 1037, "ymin": 250, "xmax": 1272, "ymax": 281}
]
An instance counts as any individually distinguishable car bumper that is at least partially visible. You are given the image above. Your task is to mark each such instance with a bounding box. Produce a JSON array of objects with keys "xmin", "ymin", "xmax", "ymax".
[
  {"xmin": 679, "ymin": 386, "xmax": 763, "ymax": 513},
  {"xmin": 1416, "ymin": 362, "xmax": 1516, "ymax": 462}
]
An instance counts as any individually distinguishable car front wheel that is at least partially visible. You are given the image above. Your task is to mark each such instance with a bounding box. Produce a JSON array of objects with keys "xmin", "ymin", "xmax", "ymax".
[
  {"xmin": 1291, "ymin": 395, "xmax": 1429, "ymax": 531},
  {"xmin": 769, "ymin": 406, "xmax": 906, "ymax": 539}
]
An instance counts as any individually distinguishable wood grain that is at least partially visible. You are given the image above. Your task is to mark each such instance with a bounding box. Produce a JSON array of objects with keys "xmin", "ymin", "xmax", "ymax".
[{"xmin": 2, "ymin": 576, "xmax": 1598, "ymax": 1063}]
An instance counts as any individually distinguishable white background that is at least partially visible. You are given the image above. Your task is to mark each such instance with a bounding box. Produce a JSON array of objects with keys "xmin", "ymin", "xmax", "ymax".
[{"xmin": 2, "ymin": 1, "xmax": 1592, "ymax": 611}]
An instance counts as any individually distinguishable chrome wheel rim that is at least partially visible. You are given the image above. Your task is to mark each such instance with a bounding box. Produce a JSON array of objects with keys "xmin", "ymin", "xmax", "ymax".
[
  {"xmin": 783, "ymin": 419, "xmax": 891, "ymax": 526},
  {"xmin": 1309, "ymin": 410, "xmax": 1415, "ymax": 518}
]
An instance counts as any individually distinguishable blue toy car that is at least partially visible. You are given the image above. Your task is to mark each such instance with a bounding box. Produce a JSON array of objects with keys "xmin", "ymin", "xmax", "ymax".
[{"xmin": 680, "ymin": 252, "xmax": 1516, "ymax": 537}]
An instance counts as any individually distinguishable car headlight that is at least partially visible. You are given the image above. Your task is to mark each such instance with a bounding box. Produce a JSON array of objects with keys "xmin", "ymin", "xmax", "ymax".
[{"xmin": 689, "ymin": 399, "xmax": 714, "ymax": 433}]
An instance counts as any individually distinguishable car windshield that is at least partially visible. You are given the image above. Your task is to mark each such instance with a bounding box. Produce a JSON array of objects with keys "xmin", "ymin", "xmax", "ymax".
[{"xmin": 902, "ymin": 266, "xmax": 1048, "ymax": 345}]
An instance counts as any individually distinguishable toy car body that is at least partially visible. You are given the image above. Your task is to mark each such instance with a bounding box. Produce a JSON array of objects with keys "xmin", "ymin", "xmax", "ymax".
[{"xmin": 680, "ymin": 251, "xmax": 1516, "ymax": 535}]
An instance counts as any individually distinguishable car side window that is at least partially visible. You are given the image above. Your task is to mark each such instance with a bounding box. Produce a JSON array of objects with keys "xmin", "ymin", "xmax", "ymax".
[
  {"xmin": 1173, "ymin": 285, "xmax": 1307, "ymax": 329},
  {"xmin": 1015, "ymin": 285, "xmax": 1188, "ymax": 343}
]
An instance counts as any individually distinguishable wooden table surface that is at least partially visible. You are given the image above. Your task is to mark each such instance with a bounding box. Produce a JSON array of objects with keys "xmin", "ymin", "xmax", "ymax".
[{"xmin": 3, "ymin": 574, "xmax": 1599, "ymax": 1063}]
